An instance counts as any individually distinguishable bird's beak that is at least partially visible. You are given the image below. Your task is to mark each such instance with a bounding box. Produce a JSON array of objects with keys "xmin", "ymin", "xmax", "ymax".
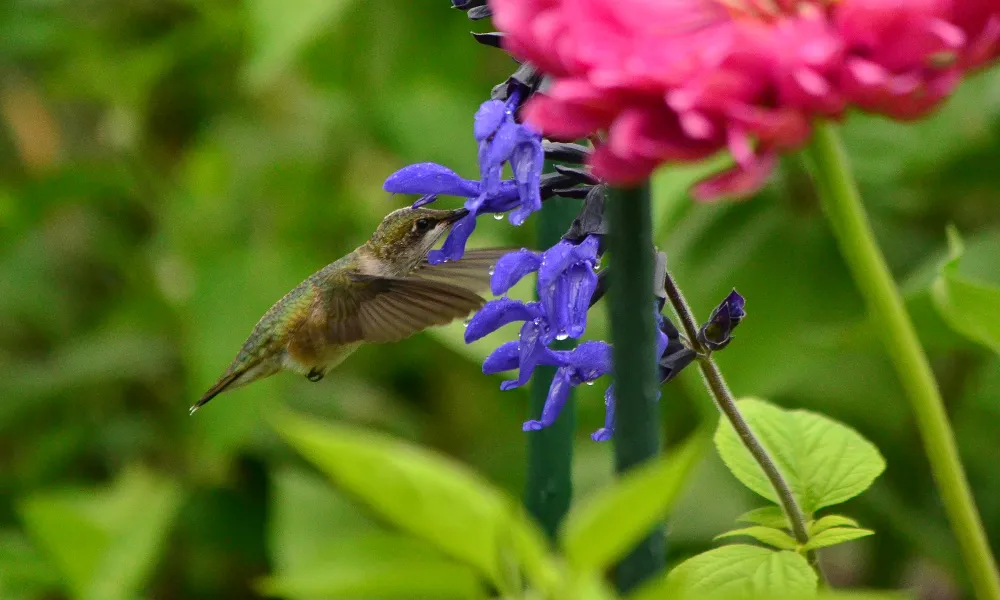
[{"xmin": 443, "ymin": 208, "xmax": 470, "ymax": 225}]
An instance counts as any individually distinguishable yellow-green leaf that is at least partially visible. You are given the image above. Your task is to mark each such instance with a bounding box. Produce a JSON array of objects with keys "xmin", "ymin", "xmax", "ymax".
[
  {"xmin": 257, "ymin": 559, "xmax": 486, "ymax": 599},
  {"xmin": 736, "ymin": 507, "xmax": 789, "ymax": 529},
  {"xmin": 272, "ymin": 411, "xmax": 515, "ymax": 585},
  {"xmin": 663, "ymin": 544, "xmax": 817, "ymax": 597},
  {"xmin": 561, "ymin": 431, "xmax": 708, "ymax": 572},
  {"xmin": 931, "ymin": 225, "xmax": 1000, "ymax": 355},
  {"xmin": 802, "ymin": 527, "xmax": 874, "ymax": 551},
  {"xmin": 17, "ymin": 468, "xmax": 182, "ymax": 600},
  {"xmin": 714, "ymin": 399, "xmax": 885, "ymax": 514},
  {"xmin": 715, "ymin": 527, "xmax": 799, "ymax": 551},
  {"xmin": 809, "ymin": 515, "xmax": 861, "ymax": 536}
]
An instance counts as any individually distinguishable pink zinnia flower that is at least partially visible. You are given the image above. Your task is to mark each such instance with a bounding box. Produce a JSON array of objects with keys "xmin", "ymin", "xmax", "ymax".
[{"xmin": 490, "ymin": 0, "xmax": 1000, "ymax": 200}]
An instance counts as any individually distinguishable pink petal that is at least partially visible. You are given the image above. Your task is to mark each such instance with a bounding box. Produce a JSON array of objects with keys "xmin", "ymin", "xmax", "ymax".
[
  {"xmin": 522, "ymin": 93, "xmax": 614, "ymax": 140},
  {"xmin": 691, "ymin": 151, "xmax": 777, "ymax": 201},
  {"xmin": 589, "ymin": 144, "xmax": 659, "ymax": 185}
]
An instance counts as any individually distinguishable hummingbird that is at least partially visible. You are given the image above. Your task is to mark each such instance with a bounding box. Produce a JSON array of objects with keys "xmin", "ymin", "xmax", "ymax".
[{"xmin": 190, "ymin": 206, "xmax": 505, "ymax": 414}]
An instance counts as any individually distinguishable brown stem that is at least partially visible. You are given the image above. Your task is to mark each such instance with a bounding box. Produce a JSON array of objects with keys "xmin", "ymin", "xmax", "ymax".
[{"xmin": 662, "ymin": 270, "xmax": 828, "ymax": 584}]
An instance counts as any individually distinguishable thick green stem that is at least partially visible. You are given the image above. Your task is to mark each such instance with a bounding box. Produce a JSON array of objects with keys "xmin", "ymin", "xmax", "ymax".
[
  {"xmin": 804, "ymin": 121, "xmax": 1000, "ymax": 600},
  {"xmin": 662, "ymin": 272, "xmax": 828, "ymax": 585},
  {"xmin": 607, "ymin": 183, "xmax": 665, "ymax": 593},
  {"xmin": 524, "ymin": 195, "xmax": 578, "ymax": 541}
]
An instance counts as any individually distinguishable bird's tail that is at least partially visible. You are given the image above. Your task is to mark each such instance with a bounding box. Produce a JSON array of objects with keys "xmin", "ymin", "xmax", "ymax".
[
  {"xmin": 188, "ymin": 357, "xmax": 281, "ymax": 414},
  {"xmin": 190, "ymin": 370, "xmax": 242, "ymax": 415},
  {"xmin": 189, "ymin": 357, "xmax": 271, "ymax": 414}
]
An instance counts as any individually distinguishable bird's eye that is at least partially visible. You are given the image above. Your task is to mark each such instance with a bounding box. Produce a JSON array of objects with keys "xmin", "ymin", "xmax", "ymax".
[{"xmin": 414, "ymin": 218, "xmax": 431, "ymax": 232}]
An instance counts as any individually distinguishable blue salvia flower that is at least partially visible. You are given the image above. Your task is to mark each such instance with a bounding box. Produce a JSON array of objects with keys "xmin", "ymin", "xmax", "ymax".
[
  {"xmin": 490, "ymin": 235, "xmax": 601, "ymax": 341},
  {"xmin": 524, "ymin": 341, "xmax": 613, "ymax": 432},
  {"xmin": 589, "ymin": 310, "xmax": 698, "ymax": 441},
  {"xmin": 473, "ymin": 90, "xmax": 544, "ymax": 226},
  {"xmin": 467, "ymin": 298, "xmax": 561, "ymax": 391},
  {"xmin": 382, "ymin": 92, "xmax": 544, "ymax": 263},
  {"xmin": 592, "ymin": 386, "xmax": 616, "ymax": 442},
  {"xmin": 466, "ymin": 235, "xmax": 603, "ymax": 397},
  {"xmin": 477, "ymin": 306, "xmax": 673, "ymax": 440}
]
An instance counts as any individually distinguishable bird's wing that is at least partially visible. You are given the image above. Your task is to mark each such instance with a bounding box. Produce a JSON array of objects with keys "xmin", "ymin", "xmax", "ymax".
[
  {"xmin": 294, "ymin": 275, "xmax": 486, "ymax": 347},
  {"xmin": 411, "ymin": 248, "xmax": 511, "ymax": 293}
]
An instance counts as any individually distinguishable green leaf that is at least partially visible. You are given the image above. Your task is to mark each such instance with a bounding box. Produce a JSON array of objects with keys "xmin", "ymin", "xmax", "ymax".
[
  {"xmin": 630, "ymin": 582, "xmax": 908, "ymax": 600},
  {"xmin": 17, "ymin": 468, "xmax": 182, "ymax": 600},
  {"xmin": 271, "ymin": 411, "xmax": 518, "ymax": 586},
  {"xmin": 714, "ymin": 527, "xmax": 799, "ymax": 551},
  {"xmin": 245, "ymin": 0, "xmax": 355, "ymax": 88},
  {"xmin": 809, "ymin": 515, "xmax": 861, "ymax": 536},
  {"xmin": 561, "ymin": 431, "xmax": 708, "ymax": 572},
  {"xmin": 0, "ymin": 529, "xmax": 61, "ymax": 599},
  {"xmin": 562, "ymin": 572, "xmax": 620, "ymax": 600},
  {"xmin": 802, "ymin": 527, "xmax": 874, "ymax": 551},
  {"xmin": 663, "ymin": 544, "xmax": 817, "ymax": 597},
  {"xmin": 505, "ymin": 509, "xmax": 563, "ymax": 596},
  {"xmin": 265, "ymin": 469, "xmax": 490, "ymax": 599},
  {"xmin": 258, "ymin": 558, "xmax": 486, "ymax": 599},
  {"xmin": 931, "ymin": 225, "xmax": 1000, "ymax": 354},
  {"xmin": 736, "ymin": 507, "xmax": 789, "ymax": 529},
  {"xmin": 714, "ymin": 398, "xmax": 886, "ymax": 514}
]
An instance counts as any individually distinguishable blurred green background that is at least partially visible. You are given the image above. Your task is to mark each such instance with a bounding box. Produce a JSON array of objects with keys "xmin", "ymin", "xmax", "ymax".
[{"xmin": 2, "ymin": 1, "xmax": 999, "ymax": 599}]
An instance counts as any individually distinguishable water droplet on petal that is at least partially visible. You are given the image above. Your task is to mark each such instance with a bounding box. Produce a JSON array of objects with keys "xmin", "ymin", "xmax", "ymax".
[
  {"xmin": 585, "ymin": 381, "xmax": 595, "ymax": 386},
  {"xmin": 555, "ymin": 332, "xmax": 569, "ymax": 341},
  {"xmin": 488, "ymin": 266, "xmax": 495, "ymax": 276},
  {"xmin": 493, "ymin": 213, "xmax": 504, "ymax": 220}
]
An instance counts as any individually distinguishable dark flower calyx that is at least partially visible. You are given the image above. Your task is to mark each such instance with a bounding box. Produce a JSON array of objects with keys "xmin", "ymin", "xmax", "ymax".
[
  {"xmin": 547, "ymin": 187, "xmax": 591, "ymax": 199},
  {"xmin": 659, "ymin": 346, "xmax": 697, "ymax": 382},
  {"xmin": 553, "ymin": 164, "xmax": 599, "ymax": 185},
  {"xmin": 472, "ymin": 32, "xmax": 504, "ymax": 49},
  {"xmin": 564, "ymin": 185, "xmax": 607, "ymax": 241},
  {"xmin": 539, "ymin": 172, "xmax": 590, "ymax": 200},
  {"xmin": 652, "ymin": 250, "xmax": 667, "ymax": 299},
  {"xmin": 656, "ymin": 300, "xmax": 697, "ymax": 382},
  {"xmin": 451, "ymin": 0, "xmax": 486, "ymax": 9},
  {"xmin": 543, "ymin": 141, "xmax": 591, "ymax": 164},
  {"xmin": 698, "ymin": 290, "xmax": 746, "ymax": 352},
  {"xmin": 466, "ymin": 5, "xmax": 493, "ymax": 19},
  {"xmin": 490, "ymin": 63, "xmax": 541, "ymax": 103}
]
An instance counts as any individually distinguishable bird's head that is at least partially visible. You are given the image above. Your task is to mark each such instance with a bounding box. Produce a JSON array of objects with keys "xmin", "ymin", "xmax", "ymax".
[{"xmin": 363, "ymin": 206, "xmax": 468, "ymax": 272}]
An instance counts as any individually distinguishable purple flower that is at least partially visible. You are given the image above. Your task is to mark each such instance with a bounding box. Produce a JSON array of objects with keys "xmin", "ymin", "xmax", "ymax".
[
  {"xmin": 478, "ymin": 302, "xmax": 688, "ymax": 441},
  {"xmin": 475, "ymin": 91, "xmax": 544, "ymax": 226},
  {"xmin": 467, "ymin": 298, "xmax": 562, "ymax": 390},
  {"xmin": 591, "ymin": 386, "xmax": 616, "ymax": 442},
  {"xmin": 698, "ymin": 289, "xmax": 746, "ymax": 351},
  {"xmin": 587, "ymin": 309, "xmax": 695, "ymax": 442},
  {"xmin": 523, "ymin": 341, "xmax": 613, "ymax": 433},
  {"xmin": 490, "ymin": 235, "xmax": 601, "ymax": 341},
  {"xmin": 382, "ymin": 94, "xmax": 544, "ymax": 263}
]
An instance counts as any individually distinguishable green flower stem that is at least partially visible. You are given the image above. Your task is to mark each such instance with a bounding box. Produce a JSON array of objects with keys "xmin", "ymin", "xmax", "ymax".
[
  {"xmin": 524, "ymin": 195, "xmax": 579, "ymax": 541},
  {"xmin": 661, "ymin": 271, "xmax": 827, "ymax": 584},
  {"xmin": 804, "ymin": 121, "xmax": 1000, "ymax": 600},
  {"xmin": 607, "ymin": 182, "xmax": 665, "ymax": 593}
]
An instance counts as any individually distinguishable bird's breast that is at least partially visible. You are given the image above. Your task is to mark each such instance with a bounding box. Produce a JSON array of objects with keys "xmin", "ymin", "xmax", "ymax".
[{"xmin": 283, "ymin": 340, "xmax": 363, "ymax": 375}]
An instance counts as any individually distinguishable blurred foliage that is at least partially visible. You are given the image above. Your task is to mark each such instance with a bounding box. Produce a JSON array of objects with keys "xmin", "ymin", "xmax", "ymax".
[{"xmin": 1, "ymin": 1, "xmax": 999, "ymax": 598}]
